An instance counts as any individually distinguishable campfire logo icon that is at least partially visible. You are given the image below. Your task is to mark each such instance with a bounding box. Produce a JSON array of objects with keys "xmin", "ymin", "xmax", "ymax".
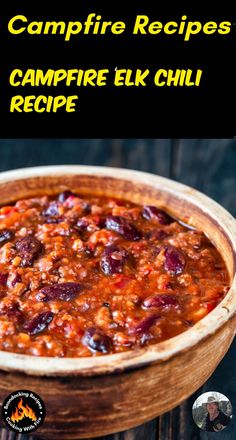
[
  {"xmin": 10, "ymin": 398, "xmax": 37, "ymax": 423},
  {"xmin": 2, "ymin": 390, "xmax": 45, "ymax": 433}
]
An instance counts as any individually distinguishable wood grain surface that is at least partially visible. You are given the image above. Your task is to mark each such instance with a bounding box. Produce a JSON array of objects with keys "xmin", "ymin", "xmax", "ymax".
[{"xmin": 0, "ymin": 139, "xmax": 235, "ymax": 440}]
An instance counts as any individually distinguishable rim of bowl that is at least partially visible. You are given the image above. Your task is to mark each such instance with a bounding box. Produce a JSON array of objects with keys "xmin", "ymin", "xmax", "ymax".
[{"xmin": 0, "ymin": 165, "xmax": 236, "ymax": 377}]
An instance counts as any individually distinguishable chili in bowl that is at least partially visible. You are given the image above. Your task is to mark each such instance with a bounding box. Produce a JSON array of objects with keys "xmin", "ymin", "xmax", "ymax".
[{"xmin": 0, "ymin": 191, "xmax": 230, "ymax": 358}]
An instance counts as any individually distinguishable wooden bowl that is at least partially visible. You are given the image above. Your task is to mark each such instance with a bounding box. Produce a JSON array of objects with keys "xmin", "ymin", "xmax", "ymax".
[{"xmin": 0, "ymin": 165, "xmax": 236, "ymax": 439}]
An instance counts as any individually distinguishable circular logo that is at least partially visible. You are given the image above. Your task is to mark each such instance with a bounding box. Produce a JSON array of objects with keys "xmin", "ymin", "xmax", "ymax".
[
  {"xmin": 1, "ymin": 390, "xmax": 45, "ymax": 433},
  {"xmin": 192, "ymin": 391, "xmax": 233, "ymax": 432}
]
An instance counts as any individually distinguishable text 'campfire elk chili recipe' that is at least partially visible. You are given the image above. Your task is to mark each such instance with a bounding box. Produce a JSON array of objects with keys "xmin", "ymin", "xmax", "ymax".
[{"xmin": 0, "ymin": 192, "xmax": 229, "ymax": 357}]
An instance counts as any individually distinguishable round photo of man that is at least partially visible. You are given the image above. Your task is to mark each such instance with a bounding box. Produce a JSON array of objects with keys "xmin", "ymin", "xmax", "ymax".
[{"xmin": 192, "ymin": 391, "xmax": 233, "ymax": 432}]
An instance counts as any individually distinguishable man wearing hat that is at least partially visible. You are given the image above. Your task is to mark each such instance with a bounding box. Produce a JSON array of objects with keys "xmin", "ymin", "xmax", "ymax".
[{"xmin": 204, "ymin": 395, "xmax": 231, "ymax": 432}]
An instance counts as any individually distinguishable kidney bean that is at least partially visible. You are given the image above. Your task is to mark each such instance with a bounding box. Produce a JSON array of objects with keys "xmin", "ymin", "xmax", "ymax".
[
  {"xmin": 9, "ymin": 273, "xmax": 22, "ymax": 288},
  {"xmin": 76, "ymin": 218, "xmax": 89, "ymax": 231},
  {"xmin": 139, "ymin": 332, "xmax": 154, "ymax": 345},
  {"xmin": 130, "ymin": 314, "xmax": 160, "ymax": 335},
  {"xmin": 105, "ymin": 215, "xmax": 141, "ymax": 241},
  {"xmin": 76, "ymin": 217, "xmax": 105, "ymax": 233},
  {"xmin": 82, "ymin": 202, "xmax": 91, "ymax": 215},
  {"xmin": 142, "ymin": 205, "xmax": 174, "ymax": 225},
  {"xmin": 94, "ymin": 216, "xmax": 106, "ymax": 229},
  {"xmin": 23, "ymin": 311, "xmax": 54, "ymax": 335},
  {"xmin": 83, "ymin": 246, "xmax": 94, "ymax": 257},
  {"xmin": 0, "ymin": 304, "xmax": 24, "ymax": 324},
  {"xmin": 36, "ymin": 282, "xmax": 83, "ymax": 302},
  {"xmin": 44, "ymin": 217, "xmax": 63, "ymax": 224},
  {"xmin": 0, "ymin": 229, "xmax": 14, "ymax": 245},
  {"xmin": 0, "ymin": 273, "xmax": 8, "ymax": 286},
  {"xmin": 100, "ymin": 245, "xmax": 129, "ymax": 275},
  {"xmin": 82, "ymin": 327, "xmax": 112, "ymax": 353},
  {"xmin": 164, "ymin": 246, "xmax": 186, "ymax": 275},
  {"xmin": 142, "ymin": 294, "xmax": 180, "ymax": 310},
  {"xmin": 183, "ymin": 319, "xmax": 193, "ymax": 327},
  {"xmin": 43, "ymin": 201, "xmax": 60, "ymax": 217},
  {"xmin": 58, "ymin": 190, "xmax": 75, "ymax": 203},
  {"xmin": 103, "ymin": 302, "xmax": 110, "ymax": 308},
  {"xmin": 15, "ymin": 236, "xmax": 43, "ymax": 267}
]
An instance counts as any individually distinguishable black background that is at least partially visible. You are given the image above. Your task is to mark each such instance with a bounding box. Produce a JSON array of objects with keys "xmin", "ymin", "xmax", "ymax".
[{"xmin": 0, "ymin": 0, "xmax": 235, "ymax": 137}]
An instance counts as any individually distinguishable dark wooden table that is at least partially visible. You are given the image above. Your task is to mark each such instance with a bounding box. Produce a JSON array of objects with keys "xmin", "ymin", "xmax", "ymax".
[{"xmin": 0, "ymin": 139, "xmax": 236, "ymax": 439}]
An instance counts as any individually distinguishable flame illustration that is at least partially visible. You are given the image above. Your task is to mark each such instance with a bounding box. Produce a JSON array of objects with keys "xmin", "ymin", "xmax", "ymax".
[{"xmin": 10, "ymin": 398, "xmax": 37, "ymax": 423}]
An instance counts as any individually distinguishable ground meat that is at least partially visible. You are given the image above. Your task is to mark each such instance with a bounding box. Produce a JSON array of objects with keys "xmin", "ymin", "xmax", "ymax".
[{"xmin": 0, "ymin": 193, "xmax": 230, "ymax": 357}]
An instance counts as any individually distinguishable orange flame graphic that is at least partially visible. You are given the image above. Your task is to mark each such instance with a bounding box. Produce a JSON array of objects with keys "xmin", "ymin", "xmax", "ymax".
[{"xmin": 10, "ymin": 398, "xmax": 37, "ymax": 423}]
